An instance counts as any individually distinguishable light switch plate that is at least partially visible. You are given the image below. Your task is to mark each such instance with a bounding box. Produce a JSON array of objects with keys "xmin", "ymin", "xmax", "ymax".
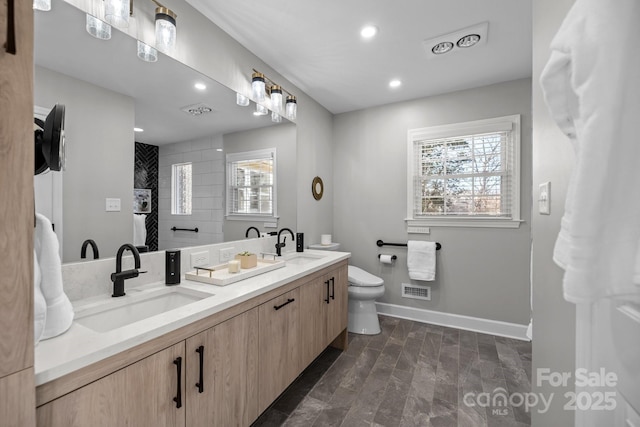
[
  {"xmin": 539, "ymin": 182, "xmax": 550, "ymax": 215},
  {"xmin": 106, "ymin": 198, "xmax": 121, "ymax": 212}
]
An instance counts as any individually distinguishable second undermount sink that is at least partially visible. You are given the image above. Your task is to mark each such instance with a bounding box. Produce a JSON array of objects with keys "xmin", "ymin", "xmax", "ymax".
[
  {"xmin": 75, "ymin": 286, "xmax": 214, "ymax": 333},
  {"xmin": 283, "ymin": 252, "xmax": 327, "ymax": 266}
]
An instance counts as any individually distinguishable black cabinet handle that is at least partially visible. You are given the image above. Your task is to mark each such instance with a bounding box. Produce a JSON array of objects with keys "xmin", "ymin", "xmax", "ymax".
[
  {"xmin": 274, "ymin": 298, "xmax": 295, "ymax": 310},
  {"xmin": 5, "ymin": 0, "xmax": 16, "ymax": 55},
  {"xmin": 324, "ymin": 279, "xmax": 330, "ymax": 304},
  {"xmin": 173, "ymin": 357, "xmax": 182, "ymax": 408},
  {"xmin": 330, "ymin": 277, "xmax": 335, "ymax": 300},
  {"xmin": 195, "ymin": 346, "xmax": 204, "ymax": 393}
]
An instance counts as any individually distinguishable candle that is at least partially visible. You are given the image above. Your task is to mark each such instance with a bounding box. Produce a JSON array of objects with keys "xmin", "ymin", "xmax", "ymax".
[{"xmin": 228, "ymin": 260, "xmax": 240, "ymax": 273}]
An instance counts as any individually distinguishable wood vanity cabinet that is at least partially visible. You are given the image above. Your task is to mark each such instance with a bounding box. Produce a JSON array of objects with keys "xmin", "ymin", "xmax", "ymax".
[
  {"xmin": 257, "ymin": 288, "xmax": 301, "ymax": 414},
  {"xmin": 185, "ymin": 308, "xmax": 258, "ymax": 426},
  {"xmin": 299, "ymin": 264, "xmax": 348, "ymax": 368},
  {"xmin": 36, "ymin": 342, "xmax": 186, "ymax": 427}
]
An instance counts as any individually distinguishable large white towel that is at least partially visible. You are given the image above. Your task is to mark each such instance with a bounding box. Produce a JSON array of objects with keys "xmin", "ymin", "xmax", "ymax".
[
  {"xmin": 34, "ymin": 213, "xmax": 74, "ymax": 339},
  {"xmin": 407, "ymin": 240, "xmax": 436, "ymax": 281},
  {"xmin": 540, "ymin": 0, "xmax": 640, "ymax": 303},
  {"xmin": 133, "ymin": 214, "xmax": 147, "ymax": 247}
]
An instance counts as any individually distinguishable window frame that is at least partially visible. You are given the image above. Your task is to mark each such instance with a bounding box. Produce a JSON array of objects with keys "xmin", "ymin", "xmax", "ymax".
[
  {"xmin": 225, "ymin": 148, "xmax": 278, "ymax": 222},
  {"xmin": 406, "ymin": 115, "xmax": 522, "ymax": 229},
  {"xmin": 171, "ymin": 162, "xmax": 192, "ymax": 216}
]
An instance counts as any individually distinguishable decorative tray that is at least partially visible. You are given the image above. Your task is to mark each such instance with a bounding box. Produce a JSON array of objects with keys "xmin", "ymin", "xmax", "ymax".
[{"xmin": 185, "ymin": 258, "xmax": 286, "ymax": 286}]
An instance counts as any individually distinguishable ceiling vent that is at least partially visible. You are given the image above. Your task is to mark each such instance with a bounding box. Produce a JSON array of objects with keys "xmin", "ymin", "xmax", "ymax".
[
  {"xmin": 180, "ymin": 103, "xmax": 215, "ymax": 116},
  {"xmin": 422, "ymin": 22, "xmax": 489, "ymax": 59}
]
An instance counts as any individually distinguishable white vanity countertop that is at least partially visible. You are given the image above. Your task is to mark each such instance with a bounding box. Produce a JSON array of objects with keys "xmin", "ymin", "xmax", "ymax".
[{"xmin": 35, "ymin": 250, "xmax": 350, "ymax": 386}]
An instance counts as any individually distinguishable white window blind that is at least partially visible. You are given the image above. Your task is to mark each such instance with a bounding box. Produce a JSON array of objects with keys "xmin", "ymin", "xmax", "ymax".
[
  {"xmin": 226, "ymin": 148, "xmax": 277, "ymax": 218},
  {"xmin": 171, "ymin": 162, "xmax": 192, "ymax": 215},
  {"xmin": 407, "ymin": 115, "xmax": 521, "ymax": 228}
]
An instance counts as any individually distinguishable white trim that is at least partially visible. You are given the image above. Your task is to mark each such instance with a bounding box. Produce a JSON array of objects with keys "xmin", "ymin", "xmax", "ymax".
[
  {"xmin": 226, "ymin": 214, "xmax": 279, "ymax": 222},
  {"xmin": 406, "ymin": 217, "xmax": 523, "ymax": 229},
  {"xmin": 406, "ymin": 115, "xmax": 521, "ymax": 227},
  {"xmin": 375, "ymin": 302, "xmax": 531, "ymax": 341}
]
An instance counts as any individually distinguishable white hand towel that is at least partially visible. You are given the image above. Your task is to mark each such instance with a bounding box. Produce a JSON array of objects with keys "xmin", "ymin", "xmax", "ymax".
[
  {"xmin": 133, "ymin": 214, "xmax": 147, "ymax": 247},
  {"xmin": 33, "ymin": 249, "xmax": 47, "ymax": 345},
  {"xmin": 34, "ymin": 213, "xmax": 74, "ymax": 340},
  {"xmin": 407, "ymin": 240, "xmax": 436, "ymax": 281}
]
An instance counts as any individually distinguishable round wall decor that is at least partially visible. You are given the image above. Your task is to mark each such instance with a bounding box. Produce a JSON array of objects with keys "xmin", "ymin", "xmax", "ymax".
[{"xmin": 312, "ymin": 176, "xmax": 324, "ymax": 200}]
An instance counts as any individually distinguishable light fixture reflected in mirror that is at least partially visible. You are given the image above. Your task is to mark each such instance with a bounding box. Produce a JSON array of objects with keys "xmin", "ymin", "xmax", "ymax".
[
  {"xmin": 104, "ymin": 0, "xmax": 130, "ymax": 28},
  {"xmin": 271, "ymin": 111, "xmax": 282, "ymax": 123},
  {"xmin": 137, "ymin": 40, "xmax": 158, "ymax": 62},
  {"xmin": 33, "ymin": 0, "xmax": 51, "ymax": 11},
  {"xmin": 154, "ymin": 5, "xmax": 177, "ymax": 54},
  {"xmin": 86, "ymin": 14, "xmax": 112, "ymax": 40},
  {"xmin": 254, "ymin": 104, "xmax": 268, "ymax": 116},
  {"xmin": 286, "ymin": 96, "xmax": 297, "ymax": 120},
  {"xmin": 236, "ymin": 93, "xmax": 250, "ymax": 106}
]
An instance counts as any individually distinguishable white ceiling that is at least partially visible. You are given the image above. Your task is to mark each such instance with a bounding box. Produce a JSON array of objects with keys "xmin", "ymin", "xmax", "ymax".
[{"xmin": 186, "ymin": 0, "xmax": 532, "ymax": 114}]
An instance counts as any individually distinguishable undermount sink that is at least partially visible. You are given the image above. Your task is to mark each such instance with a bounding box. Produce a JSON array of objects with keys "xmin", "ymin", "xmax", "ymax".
[
  {"xmin": 283, "ymin": 252, "xmax": 327, "ymax": 265},
  {"xmin": 75, "ymin": 287, "xmax": 214, "ymax": 333}
]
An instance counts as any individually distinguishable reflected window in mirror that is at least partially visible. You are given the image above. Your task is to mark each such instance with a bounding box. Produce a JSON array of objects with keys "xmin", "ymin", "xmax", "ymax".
[
  {"xmin": 227, "ymin": 148, "xmax": 277, "ymax": 219},
  {"xmin": 172, "ymin": 162, "xmax": 192, "ymax": 215}
]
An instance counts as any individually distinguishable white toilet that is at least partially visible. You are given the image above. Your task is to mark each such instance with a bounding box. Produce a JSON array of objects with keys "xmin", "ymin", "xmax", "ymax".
[{"xmin": 347, "ymin": 265, "xmax": 385, "ymax": 335}]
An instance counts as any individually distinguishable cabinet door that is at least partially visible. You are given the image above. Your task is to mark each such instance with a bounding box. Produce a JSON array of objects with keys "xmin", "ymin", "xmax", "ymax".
[
  {"xmin": 327, "ymin": 265, "xmax": 349, "ymax": 342},
  {"xmin": 299, "ymin": 275, "xmax": 330, "ymax": 368},
  {"xmin": 36, "ymin": 343, "xmax": 186, "ymax": 427},
  {"xmin": 258, "ymin": 288, "xmax": 300, "ymax": 414},
  {"xmin": 186, "ymin": 308, "xmax": 258, "ymax": 427}
]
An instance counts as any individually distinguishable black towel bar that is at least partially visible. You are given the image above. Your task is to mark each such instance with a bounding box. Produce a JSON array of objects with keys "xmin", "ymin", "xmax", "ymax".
[
  {"xmin": 376, "ymin": 239, "xmax": 441, "ymax": 250},
  {"xmin": 171, "ymin": 227, "xmax": 199, "ymax": 233}
]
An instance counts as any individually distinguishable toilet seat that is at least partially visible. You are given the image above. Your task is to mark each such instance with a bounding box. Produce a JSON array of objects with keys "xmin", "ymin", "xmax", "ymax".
[{"xmin": 348, "ymin": 265, "xmax": 384, "ymax": 287}]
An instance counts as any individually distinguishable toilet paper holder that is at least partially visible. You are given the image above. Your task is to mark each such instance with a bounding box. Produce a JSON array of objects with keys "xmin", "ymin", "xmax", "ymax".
[{"xmin": 378, "ymin": 254, "xmax": 397, "ymax": 261}]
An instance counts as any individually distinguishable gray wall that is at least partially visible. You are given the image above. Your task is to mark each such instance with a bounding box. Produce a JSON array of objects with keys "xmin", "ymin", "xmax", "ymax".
[
  {"xmin": 223, "ymin": 123, "xmax": 297, "ymax": 242},
  {"xmin": 158, "ymin": 135, "xmax": 225, "ymax": 250},
  {"xmin": 333, "ymin": 79, "xmax": 532, "ymax": 325},
  {"xmin": 35, "ymin": 66, "xmax": 134, "ymax": 262},
  {"xmin": 531, "ymin": 0, "xmax": 576, "ymax": 425}
]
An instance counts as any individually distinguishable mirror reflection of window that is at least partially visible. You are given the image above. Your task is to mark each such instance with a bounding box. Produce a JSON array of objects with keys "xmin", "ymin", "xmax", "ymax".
[
  {"xmin": 227, "ymin": 148, "xmax": 276, "ymax": 217},
  {"xmin": 171, "ymin": 162, "xmax": 192, "ymax": 215}
]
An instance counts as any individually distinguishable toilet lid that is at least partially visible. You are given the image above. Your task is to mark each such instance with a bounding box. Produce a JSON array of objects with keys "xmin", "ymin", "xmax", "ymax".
[{"xmin": 348, "ymin": 265, "xmax": 384, "ymax": 287}]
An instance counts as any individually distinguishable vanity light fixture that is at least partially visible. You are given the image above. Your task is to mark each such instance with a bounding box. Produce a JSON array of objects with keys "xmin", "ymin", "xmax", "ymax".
[
  {"xmin": 137, "ymin": 40, "xmax": 158, "ymax": 62},
  {"xmin": 33, "ymin": 0, "xmax": 51, "ymax": 11},
  {"xmin": 250, "ymin": 68, "xmax": 298, "ymax": 120},
  {"xmin": 153, "ymin": 1, "xmax": 177, "ymax": 55},
  {"xmin": 104, "ymin": 0, "xmax": 130, "ymax": 28},
  {"xmin": 86, "ymin": 14, "xmax": 112, "ymax": 40},
  {"xmin": 285, "ymin": 96, "xmax": 297, "ymax": 120},
  {"xmin": 236, "ymin": 93, "xmax": 250, "ymax": 107},
  {"xmin": 252, "ymin": 72, "xmax": 266, "ymax": 102}
]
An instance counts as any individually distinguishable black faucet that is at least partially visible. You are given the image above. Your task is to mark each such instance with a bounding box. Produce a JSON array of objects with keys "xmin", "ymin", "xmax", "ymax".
[
  {"xmin": 80, "ymin": 239, "xmax": 99, "ymax": 259},
  {"xmin": 245, "ymin": 226, "xmax": 261, "ymax": 238},
  {"xmin": 110, "ymin": 244, "xmax": 144, "ymax": 297},
  {"xmin": 275, "ymin": 228, "xmax": 295, "ymax": 256}
]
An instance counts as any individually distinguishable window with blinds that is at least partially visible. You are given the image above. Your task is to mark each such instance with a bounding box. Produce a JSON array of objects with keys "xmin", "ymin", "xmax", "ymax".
[
  {"xmin": 407, "ymin": 115, "xmax": 521, "ymax": 228},
  {"xmin": 226, "ymin": 148, "xmax": 277, "ymax": 218},
  {"xmin": 171, "ymin": 162, "xmax": 192, "ymax": 215}
]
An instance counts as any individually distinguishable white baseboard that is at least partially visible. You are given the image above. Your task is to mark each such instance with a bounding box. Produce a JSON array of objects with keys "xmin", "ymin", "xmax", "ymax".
[{"xmin": 375, "ymin": 302, "xmax": 530, "ymax": 341}]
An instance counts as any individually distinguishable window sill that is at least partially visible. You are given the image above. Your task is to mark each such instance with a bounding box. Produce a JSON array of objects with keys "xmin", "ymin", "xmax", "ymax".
[
  {"xmin": 406, "ymin": 217, "xmax": 523, "ymax": 229},
  {"xmin": 226, "ymin": 214, "xmax": 279, "ymax": 222}
]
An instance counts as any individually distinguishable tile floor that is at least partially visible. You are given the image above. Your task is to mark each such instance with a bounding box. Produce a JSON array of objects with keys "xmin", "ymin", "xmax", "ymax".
[{"xmin": 252, "ymin": 315, "xmax": 532, "ymax": 427}]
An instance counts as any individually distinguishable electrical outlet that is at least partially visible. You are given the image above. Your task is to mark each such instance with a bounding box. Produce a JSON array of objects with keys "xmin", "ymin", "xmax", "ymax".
[
  {"xmin": 190, "ymin": 251, "xmax": 210, "ymax": 268},
  {"xmin": 539, "ymin": 182, "xmax": 551, "ymax": 215},
  {"xmin": 105, "ymin": 198, "xmax": 121, "ymax": 212},
  {"xmin": 219, "ymin": 247, "xmax": 235, "ymax": 262}
]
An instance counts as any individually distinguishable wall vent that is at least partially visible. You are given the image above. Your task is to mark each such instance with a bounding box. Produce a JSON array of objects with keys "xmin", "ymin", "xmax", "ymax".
[{"xmin": 402, "ymin": 283, "xmax": 431, "ymax": 301}]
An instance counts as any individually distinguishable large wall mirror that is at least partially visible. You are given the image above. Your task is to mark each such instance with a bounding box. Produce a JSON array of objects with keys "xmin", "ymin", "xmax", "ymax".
[{"xmin": 34, "ymin": 0, "xmax": 297, "ymax": 263}]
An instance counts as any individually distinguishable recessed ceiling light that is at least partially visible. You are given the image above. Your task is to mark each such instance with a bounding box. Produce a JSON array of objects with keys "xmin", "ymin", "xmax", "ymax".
[
  {"xmin": 134, "ymin": 127, "xmax": 144, "ymax": 132},
  {"xmin": 360, "ymin": 25, "xmax": 378, "ymax": 39},
  {"xmin": 432, "ymin": 41, "xmax": 454, "ymax": 55},
  {"xmin": 389, "ymin": 79, "xmax": 402, "ymax": 88},
  {"xmin": 457, "ymin": 34, "xmax": 481, "ymax": 48},
  {"xmin": 194, "ymin": 82, "xmax": 207, "ymax": 91}
]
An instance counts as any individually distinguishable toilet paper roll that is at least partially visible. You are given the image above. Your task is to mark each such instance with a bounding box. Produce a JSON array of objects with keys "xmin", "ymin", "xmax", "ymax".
[
  {"xmin": 379, "ymin": 254, "xmax": 394, "ymax": 265},
  {"xmin": 321, "ymin": 234, "xmax": 332, "ymax": 245}
]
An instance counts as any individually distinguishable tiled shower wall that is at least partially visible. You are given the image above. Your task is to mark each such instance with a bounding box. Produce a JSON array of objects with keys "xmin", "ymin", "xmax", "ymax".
[{"xmin": 134, "ymin": 142, "xmax": 159, "ymax": 251}]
